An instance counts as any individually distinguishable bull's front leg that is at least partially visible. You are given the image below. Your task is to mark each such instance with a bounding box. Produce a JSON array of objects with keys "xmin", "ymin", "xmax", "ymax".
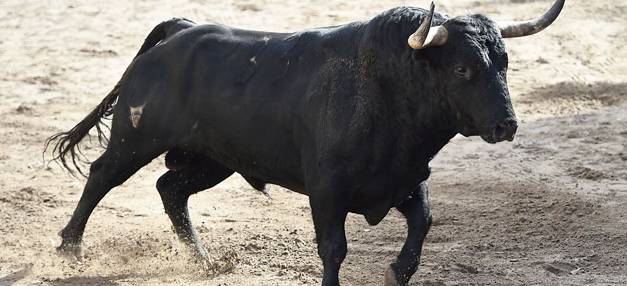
[
  {"xmin": 385, "ymin": 182, "xmax": 432, "ymax": 286},
  {"xmin": 309, "ymin": 190, "xmax": 348, "ymax": 286}
]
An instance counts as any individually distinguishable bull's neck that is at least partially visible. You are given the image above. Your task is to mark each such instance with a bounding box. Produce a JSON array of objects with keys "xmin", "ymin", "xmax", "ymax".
[
  {"xmin": 352, "ymin": 17, "xmax": 457, "ymax": 159},
  {"xmin": 361, "ymin": 55, "xmax": 456, "ymax": 158},
  {"xmin": 318, "ymin": 18, "xmax": 457, "ymax": 161},
  {"xmin": 391, "ymin": 85, "xmax": 456, "ymax": 161}
]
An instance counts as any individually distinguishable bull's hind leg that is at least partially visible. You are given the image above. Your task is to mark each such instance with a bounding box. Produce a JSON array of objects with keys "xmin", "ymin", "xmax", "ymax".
[
  {"xmin": 58, "ymin": 139, "xmax": 165, "ymax": 258},
  {"xmin": 156, "ymin": 150, "xmax": 233, "ymax": 261},
  {"xmin": 385, "ymin": 182, "xmax": 432, "ymax": 286}
]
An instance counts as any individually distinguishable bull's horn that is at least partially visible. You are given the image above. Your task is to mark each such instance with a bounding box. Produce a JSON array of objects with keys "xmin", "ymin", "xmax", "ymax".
[
  {"xmin": 408, "ymin": 1, "xmax": 449, "ymax": 50},
  {"xmin": 499, "ymin": 0, "xmax": 565, "ymax": 38}
]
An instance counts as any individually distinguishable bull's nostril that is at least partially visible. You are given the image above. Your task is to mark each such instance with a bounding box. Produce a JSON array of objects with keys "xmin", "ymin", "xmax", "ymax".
[
  {"xmin": 493, "ymin": 118, "xmax": 518, "ymax": 142},
  {"xmin": 503, "ymin": 118, "xmax": 518, "ymax": 128},
  {"xmin": 494, "ymin": 124, "xmax": 507, "ymax": 140}
]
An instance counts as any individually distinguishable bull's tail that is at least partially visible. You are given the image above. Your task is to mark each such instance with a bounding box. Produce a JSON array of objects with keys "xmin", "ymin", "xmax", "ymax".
[{"xmin": 44, "ymin": 19, "xmax": 185, "ymax": 177}]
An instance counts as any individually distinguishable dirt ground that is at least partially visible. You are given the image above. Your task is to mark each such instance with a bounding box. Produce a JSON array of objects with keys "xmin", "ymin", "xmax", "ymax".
[{"xmin": 0, "ymin": 0, "xmax": 626, "ymax": 285}]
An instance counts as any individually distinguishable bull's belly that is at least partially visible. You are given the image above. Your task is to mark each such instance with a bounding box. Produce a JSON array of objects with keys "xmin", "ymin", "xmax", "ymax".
[
  {"xmin": 349, "ymin": 181, "xmax": 426, "ymax": 225},
  {"xmin": 343, "ymin": 163, "xmax": 430, "ymax": 225},
  {"xmin": 183, "ymin": 127, "xmax": 306, "ymax": 192},
  {"xmin": 179, "ymin": 114, "xmax": 429, "ymax": 224},
  {"xmin": 190, "ymin": 139, "xmax": 426, "ymax": 224}
]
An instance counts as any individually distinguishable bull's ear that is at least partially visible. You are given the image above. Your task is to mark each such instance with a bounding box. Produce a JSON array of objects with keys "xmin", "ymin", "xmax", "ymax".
[{"xmin": 408, "ymin": 1, "xmax": 449, "ymax": 49}]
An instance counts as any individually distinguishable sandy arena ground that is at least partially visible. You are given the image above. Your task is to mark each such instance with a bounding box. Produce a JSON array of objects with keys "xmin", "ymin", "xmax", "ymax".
[{"xmin": 0, "ymin": 0, "xmax": 626, "ymax": 285}]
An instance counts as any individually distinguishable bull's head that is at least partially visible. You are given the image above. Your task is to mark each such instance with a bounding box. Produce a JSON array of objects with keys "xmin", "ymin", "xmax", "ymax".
[{"xmin": 408, "ymin": 0, "xmax": 564, "ymax": 143}]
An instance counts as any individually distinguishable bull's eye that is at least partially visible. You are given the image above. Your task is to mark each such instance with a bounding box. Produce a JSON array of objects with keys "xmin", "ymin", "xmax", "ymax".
[{"xmin": 454, "ymin": 66, "xmax": 470, "ymax": 79}]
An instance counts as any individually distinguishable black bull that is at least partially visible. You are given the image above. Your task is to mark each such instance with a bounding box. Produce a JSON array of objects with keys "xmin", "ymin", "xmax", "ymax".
[{"xmin": 46, "ymin": 1, "xmax": 564, "ymax": 285}]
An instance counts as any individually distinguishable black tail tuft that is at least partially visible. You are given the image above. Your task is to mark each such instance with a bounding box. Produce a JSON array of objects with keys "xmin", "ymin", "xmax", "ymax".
[
  {"xmin": 44, "ymin": 83, "xmax": 120, "ymax": 177},
  {"xmin": 44, "ymin": 19, "xmax": 186, "ymax": 177}
]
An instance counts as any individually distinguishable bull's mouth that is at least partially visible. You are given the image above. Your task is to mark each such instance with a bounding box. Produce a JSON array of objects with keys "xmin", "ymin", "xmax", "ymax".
[
  {"xmin": 462, "ymin": 125, "xmax": 517, "ymax": 144},
  {"xmin": 465, "ymin": 130, "xmax": 503, "ymax": 144},
  {"xmin": 480, "ymin": 134, "xmax": 500, "ymax": 144},
  {"xmin": 480, "ymin": 123, "xmax": 517, "ymax": 144}
]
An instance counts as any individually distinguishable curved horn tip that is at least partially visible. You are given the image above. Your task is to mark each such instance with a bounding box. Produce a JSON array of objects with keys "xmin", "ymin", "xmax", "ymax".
[
  {"xmin": 429, "ymin": 1, "xmax": 437, "ymax": 14},
  {"xmin": 499, "ymin": 0, "xmax": 566, "ymax": 38},
  {"xmin": 408, "ymin": 0, "xmax": 450, "ymax": 50}
]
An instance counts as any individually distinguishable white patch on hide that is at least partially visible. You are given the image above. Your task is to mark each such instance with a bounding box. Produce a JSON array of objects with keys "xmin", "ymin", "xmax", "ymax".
[{"xmin": 129, "ymin": 105, "xmax": 145, "ymax": 128}]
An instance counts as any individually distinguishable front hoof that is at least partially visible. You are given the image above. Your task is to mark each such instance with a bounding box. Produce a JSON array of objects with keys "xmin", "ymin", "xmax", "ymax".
[
  {"xmin": 56, "ymin": 242, "xmax": 83, "ymax": 261},
  {"xmin": 384, "ymin": 265, "xmax": 399, "ymax": 286},
  {"xmin": 190, "ymin": 242, "xmax": 210, "ymax": 262}
]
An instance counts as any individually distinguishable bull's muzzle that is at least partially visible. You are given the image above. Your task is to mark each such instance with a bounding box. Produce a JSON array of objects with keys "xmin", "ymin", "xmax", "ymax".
[
  {"xmin": 482, "ymin": 118, "xmax": 518, "ymax": 144},
  {"xmin": 495, "ymin": 118, "xmax": 518, "ymax": 142}
]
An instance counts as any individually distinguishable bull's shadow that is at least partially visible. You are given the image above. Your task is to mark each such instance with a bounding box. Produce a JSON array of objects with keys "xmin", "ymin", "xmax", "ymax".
[
  {"xmin": 0, "ymin": 264, "xmax": 32, "ymax": 286},
  {"xmin": 46, "ymin": 274, "xmax": 129, "ymax": 286}
]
